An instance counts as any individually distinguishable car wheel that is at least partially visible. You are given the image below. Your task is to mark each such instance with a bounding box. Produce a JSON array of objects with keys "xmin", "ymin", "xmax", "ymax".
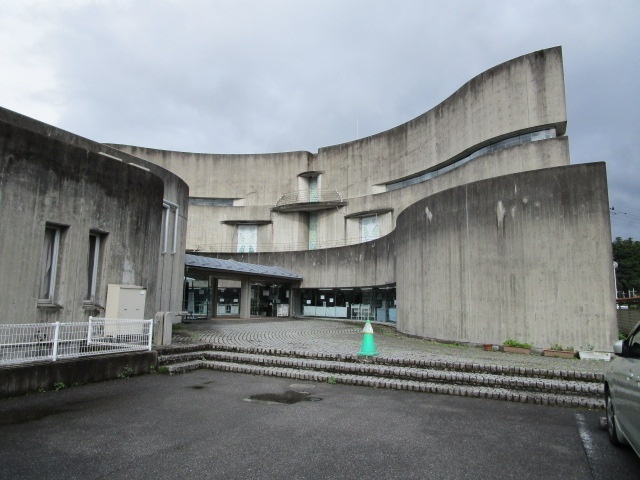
[{"xmin": 606, "ymin": 389, "xmax": 625, "ymax": 446}]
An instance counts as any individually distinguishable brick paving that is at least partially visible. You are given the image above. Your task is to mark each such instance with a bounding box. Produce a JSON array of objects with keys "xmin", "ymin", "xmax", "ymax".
[{"xmin": 171, "ymin": 318, "xmax": 611, "ymax": 376}]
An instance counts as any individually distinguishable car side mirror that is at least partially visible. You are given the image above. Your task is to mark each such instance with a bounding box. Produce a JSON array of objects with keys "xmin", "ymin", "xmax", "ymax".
[{"xmin": 613, "ymin": 339, "xmax": 627, "ymax": 357}]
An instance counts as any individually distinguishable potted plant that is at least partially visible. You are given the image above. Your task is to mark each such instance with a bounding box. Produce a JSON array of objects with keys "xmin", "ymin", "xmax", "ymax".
[
  {"xmin": 502, "ymin": 339, "xmax": 532, "ymax": 355},
  {"xmin": 543, "ymin": 344, "xmax": 576, "ymax": 359}
]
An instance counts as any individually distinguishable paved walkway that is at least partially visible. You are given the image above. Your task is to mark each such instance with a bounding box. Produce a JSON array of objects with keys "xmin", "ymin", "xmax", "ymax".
[{"xmin": 172, "ymin": 318, "xmax": 611, "ymax": 376}]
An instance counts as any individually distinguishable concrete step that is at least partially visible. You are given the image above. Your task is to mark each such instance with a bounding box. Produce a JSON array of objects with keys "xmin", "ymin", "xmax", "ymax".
[
  {"xmin": 156, "ymin": 347, "xmax": 605, "ymax": 409},
  {"xmin": 158, "ymin": 346, "xmax": 604, "ymax": 383},
  {"xmin": 161, "ymin": 358, "xmax": 604, "ymax": 410}
]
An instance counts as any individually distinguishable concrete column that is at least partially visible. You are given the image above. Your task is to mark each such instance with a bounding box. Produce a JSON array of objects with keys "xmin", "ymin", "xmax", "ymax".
[
  {"xmin": 290, "ymin": 287, "xmax": 300, "ymax": 317},
  {"xmin": 240, "ymin": 277, "xmax": 251, "ymax": 319},
  {"xmin": 209, "ymin": 276, "xmax": 219, "ymax": 319}
]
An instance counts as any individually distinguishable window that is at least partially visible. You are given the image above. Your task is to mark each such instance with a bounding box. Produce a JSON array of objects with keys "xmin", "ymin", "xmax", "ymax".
[
  {"xmin": 162, "ymin": 200, "xmax": 179, "ymax": 254},
  {"xmin": 38, "ymin": 225, "xmax": 62, "ymax": 303},
  {"xmin": 308, "ymin": 213, "xmax": 318, "ymax": 250},
  {"xmin": 237, "ymin": 224, "xmax": 257, "ymax": 253},
  {"xmin": 86, "ymin": 232, "xmax": 105, "ymax": 303},
  {"xmin": 189, "ymin": 197, "xmax": 234, "ymax": 206},
  {"xmin": 361, "ymin": 216, "xmax": 380, "ymax": 242},
  {"xmin": 308, "ymin": 177, "xmax": 319, "ymax": 202},
  {"xmin": 386, "ymin": 128, "xmax": 557, "ymax": 191}
]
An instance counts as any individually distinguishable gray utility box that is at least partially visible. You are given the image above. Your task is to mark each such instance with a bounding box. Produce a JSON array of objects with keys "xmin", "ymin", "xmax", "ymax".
[{"xmin": 104, "ymin": 284, "xmax": 147, "ymax": 338}]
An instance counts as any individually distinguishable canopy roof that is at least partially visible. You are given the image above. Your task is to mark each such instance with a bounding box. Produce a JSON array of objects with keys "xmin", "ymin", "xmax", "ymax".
[{"xmin": 185, "ymin": 254, "xmax": 302, "ymax": 281}]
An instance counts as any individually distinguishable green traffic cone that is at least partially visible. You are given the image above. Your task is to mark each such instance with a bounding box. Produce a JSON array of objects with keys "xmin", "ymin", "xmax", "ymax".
[{"xmin": 358, "ymin": 319, "xmax": 379, "ymax": 356}]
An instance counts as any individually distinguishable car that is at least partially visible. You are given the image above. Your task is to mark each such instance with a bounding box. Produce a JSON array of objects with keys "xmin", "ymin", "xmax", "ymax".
[{"xmin": 605, "ymin": 320, "xmax": 640, "ymax": 457}]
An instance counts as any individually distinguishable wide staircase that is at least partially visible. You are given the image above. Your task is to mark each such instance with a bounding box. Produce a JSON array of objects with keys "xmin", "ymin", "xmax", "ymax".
[{"xmin": 156, "ymin": 343, "xmax": 605, "ymax": 409}]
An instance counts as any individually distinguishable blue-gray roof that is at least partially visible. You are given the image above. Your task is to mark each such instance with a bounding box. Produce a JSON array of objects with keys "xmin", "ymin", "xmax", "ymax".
[{"xmin": 185, "ymin": 254, "xmax": 302, "ymax": 280}]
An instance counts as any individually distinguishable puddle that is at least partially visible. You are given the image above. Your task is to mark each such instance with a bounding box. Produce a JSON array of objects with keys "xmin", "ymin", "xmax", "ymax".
[
  {"xmin": 244, "ymin": 391, "xmax": 322, "ymax": 405},
  {"xmin": 187, "ymin": 380, "xmax": 214, "ymax": 390}
]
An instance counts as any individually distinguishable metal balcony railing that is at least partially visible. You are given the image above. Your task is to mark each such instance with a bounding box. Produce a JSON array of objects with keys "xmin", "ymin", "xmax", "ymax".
[
  {"xmin": 273, "ymin": 189, "xmax": 346, "ymax": 212},
  {"xmin": 192, "ymin": 235, "xmax": 382, "ymax": 253}
]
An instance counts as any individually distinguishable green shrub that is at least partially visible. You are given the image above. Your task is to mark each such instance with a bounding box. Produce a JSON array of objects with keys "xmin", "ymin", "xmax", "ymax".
[{"xmin": 503, "ymin": 339, "xmax": 532, "ymax": 349}]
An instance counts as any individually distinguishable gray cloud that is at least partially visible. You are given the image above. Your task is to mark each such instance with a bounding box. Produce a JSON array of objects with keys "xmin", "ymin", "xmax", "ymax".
[{"xmin": 1, "ymin": 0, "xmax": 638, "ymax": 238}]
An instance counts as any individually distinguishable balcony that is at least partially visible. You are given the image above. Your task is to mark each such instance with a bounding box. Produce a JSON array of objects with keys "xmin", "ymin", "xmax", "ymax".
[{"xmin": 272, "ymin": 189, "xmax": 347, "ymax": 213}]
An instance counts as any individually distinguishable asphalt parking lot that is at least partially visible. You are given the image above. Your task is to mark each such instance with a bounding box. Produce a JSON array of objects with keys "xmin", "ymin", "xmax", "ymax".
[{"xmin": 1, "ymin": 369, "xmax": 638, "ymax": 480}]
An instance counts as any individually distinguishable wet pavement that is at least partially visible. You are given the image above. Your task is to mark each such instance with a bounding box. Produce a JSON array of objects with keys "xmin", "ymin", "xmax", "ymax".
[
  {"xmin": 2, "ymin": 369, "xmax": 639, "ymax": 479},
  {"xmin": 1, "ymin": 318, "xmax": 637, "ymax": 479}
]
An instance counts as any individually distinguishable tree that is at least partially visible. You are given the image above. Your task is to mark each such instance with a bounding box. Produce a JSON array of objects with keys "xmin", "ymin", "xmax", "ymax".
[{"xmin": 612, "ymin": 237, "xmax": 640, "ymax": 296}]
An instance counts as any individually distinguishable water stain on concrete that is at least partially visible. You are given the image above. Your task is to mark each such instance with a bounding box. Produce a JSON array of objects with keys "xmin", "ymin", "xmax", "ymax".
[{"xmin": 245, "ymin": 391, "xmax": 322, "ymax": 404}]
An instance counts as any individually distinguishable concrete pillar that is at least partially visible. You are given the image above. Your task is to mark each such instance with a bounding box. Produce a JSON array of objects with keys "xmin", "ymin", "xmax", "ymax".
[
  {"xmin": 153, "ymin": 311, "xmax": 181, "ymax": 346},
  {"xmin": 240, "ymin": 277, "xmax": 251, "ymax": 319},
  {"xmin": 209, "ymin": 276, "xmax": 219, "ymax": 319},
  {"xmin": 290, "ymin": 287, "xmax": 300, "ymax": 317},
  {"xmin": 153, "ymin": 311, "xmax": 165, "ymax": 346}
]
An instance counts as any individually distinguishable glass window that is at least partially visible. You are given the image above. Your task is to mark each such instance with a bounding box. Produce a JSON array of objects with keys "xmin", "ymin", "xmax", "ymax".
[
  {"xmin": 86, "ymin": 232, "xmax": 105, "ymax": 303},
  {"xmin": 308, "ymin": 213, "xmax": 318, "ymax": 250},
  {"xmin": 237, "ymin": 224, "xmax": 257, "ymax": 253},
  {"xmin": 361, "ymin": 216, "xmax": 380, "ymax": 242},
  {"xmin": 189, "ymin": 197, "xmax": 234, "ymax": 206},
  {"xmin": 39, "ymin": 225, "xmax": 61, "ymax": 302},
  {"xmin": 309, "ymin": 177, "xmax": 319, "ymax": 202},
  {"xmin": 386, "ymin": 128, "xmax": 556, "ymax": 191},
  {"xmin": 162, "ymin": 201, "xmax": 179, "ymax": 255}
]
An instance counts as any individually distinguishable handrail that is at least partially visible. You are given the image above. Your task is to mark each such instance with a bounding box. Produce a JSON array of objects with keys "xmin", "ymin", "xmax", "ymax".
[
  {"xmin": 193, "ymin": 235, "xmax": 377, "ymax": 253},
  {"xmin": 275, "ymin": 189, "xmax": 344, "ymax": 208}
]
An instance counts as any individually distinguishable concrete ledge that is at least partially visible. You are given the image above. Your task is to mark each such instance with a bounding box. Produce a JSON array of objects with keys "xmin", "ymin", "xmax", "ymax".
[{"xmin": 0, "ymin": 351, "xmax": 157, "ymax": 397}]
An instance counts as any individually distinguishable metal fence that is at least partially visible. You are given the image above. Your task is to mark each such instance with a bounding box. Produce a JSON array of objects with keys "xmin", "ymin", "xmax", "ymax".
[
  {"xmin": 0, "ymin": 317, "xmax": 153, "ymax": 366},
  {"xmin": 194, "ymin": 236, "xmax": 371, "ymax": 253},
  {"xmin": 618, "ymin": 308, "xmax": 640, "ymax": 335},
  {"xmin": 274, "ymin": 188, "xmax": 344, "ymax": 208}
]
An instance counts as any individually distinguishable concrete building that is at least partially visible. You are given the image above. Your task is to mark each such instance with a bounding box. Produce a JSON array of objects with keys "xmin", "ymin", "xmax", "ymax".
[
  {"xmin": 1, "ymin": 46, "xmax": 614, "ymax": 351},
  {"xmin": 0, "ymin": 107, "xmax": 188, "ymax": 325},
  {"xmin": 111, "ymin": 47, "xmax": 616, "ymax": 350}
]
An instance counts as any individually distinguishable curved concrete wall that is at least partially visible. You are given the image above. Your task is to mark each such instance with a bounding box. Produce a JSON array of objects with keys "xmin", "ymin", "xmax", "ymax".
[
  {"xmin": 314, "ymin": 48, "xmax": 566, "ymax": 198},
  {"xmin": 219, "ymin": 162, "xmax": 615, "ymax": 350},
  {"xmin": 107, "ymin": 47, "xmax": 615, "ymax": 349},
  {"xmin": 396, "ymin": 163, "xmax": 615, "ymax": 350},
  {"xmin": 113, "ymin": 47, "xmax": 568, "ymax": 253},
  {"xmin": 0, "ymin": 108, "xmax": 189, "ymax": 321}
]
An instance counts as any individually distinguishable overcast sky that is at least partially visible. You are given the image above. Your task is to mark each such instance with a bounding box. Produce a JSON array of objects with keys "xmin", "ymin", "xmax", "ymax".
[{"xmin": 1, "ymin": 0, "xmax": 638, "ymax": 239}]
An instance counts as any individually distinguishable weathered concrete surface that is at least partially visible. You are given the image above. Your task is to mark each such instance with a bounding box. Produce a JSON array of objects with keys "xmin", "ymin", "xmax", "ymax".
[
  {"xmin": 0, "ymin": 107, "xmax": 189, "ymax": 316},
  {"xmin": 210, "ymin": 233, "xmax": 396, "ymax": 295},
  {"xmin": 396, "ymin": 163, "xmax": 616, "ymax": 351},
  {"xmin": 114, "ymin": 48, "xmax": 568, "ymax": 252},
  {"xmin": 0, "ymin": 108, "xmax": 189, "ymax": 323},
  {"xmin": 211, "ymin": 163, "xmax": 615, "ymax": 350},
  {"xmin": 1, "ymin": 370, "xmax": 638, "ymax": 479},
  {"xmin": 107, "ymin": 48, "xmax": 613, "ymax": 351},
  {"xmin": 0, "ymin": 351, "xmax": 157, "ymax": 397},
  {"xmin": 0, "ymin": 121, "xmax": 164, "ymax": 322}
]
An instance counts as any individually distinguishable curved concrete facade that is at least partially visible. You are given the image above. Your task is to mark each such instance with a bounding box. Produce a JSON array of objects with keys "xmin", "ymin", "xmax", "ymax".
[
  {"xmin": 113, "ymin": 47, "xmax": 568, "ymax": 253},
  {"xmin": 396, "ymin": 163, "xmax": 616, "ymax": 350},
  {"xmin": 0, "ymin": 108, "xmax": 189, "ymax": 323},
  {"xmin": 111, "ymin": 47, "xmax": 616, "ymax": 350}
]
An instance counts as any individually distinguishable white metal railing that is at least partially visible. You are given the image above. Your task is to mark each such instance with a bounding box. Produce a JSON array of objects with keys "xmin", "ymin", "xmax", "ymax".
[
  {"xmin": 193, "ymin": 236, "xmax": 376, "ymax": 253},
  {"xmin": 0, "ymin": 317, "xmax": 153, "ymax": 366},
  {"xmin": 275, "ymin": 189, "xmax": 344, "ymax": 208}
]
